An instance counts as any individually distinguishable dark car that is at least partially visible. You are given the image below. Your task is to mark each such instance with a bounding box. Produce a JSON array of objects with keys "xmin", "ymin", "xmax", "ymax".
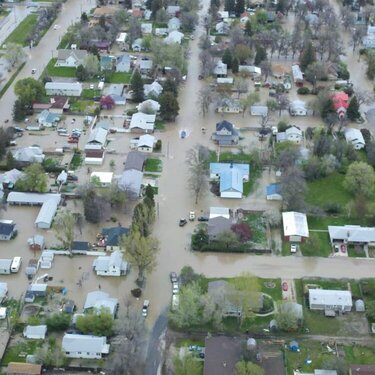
[
  {"xmin": 67, "ymin": 175, "xmax": 78, "ymax": 181},
  {"xmin": 197, "ymin": 216, "xmax": 209, "ymax": 222},
  {"xmin": 179, "ymin": 218, "xmax": 187, "ymax": 227}
]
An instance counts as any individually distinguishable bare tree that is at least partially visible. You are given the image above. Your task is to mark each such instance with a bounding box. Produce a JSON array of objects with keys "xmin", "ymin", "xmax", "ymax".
[
  {"xmin": 186, "ymin": 144, "xmax": 209, "ymax": 204},
  {"xmin": 280, "ymin": 166, "xmax": 307, "ymax": 211},
  {"xmin": 354, "ymin": 88, "xmax": 374, "ymax": 106},
  {"xmin": 259, "ymin": 60, "xmax": 272, "ymax": 81},
  {"xmin": 128, "ymin": 16, "xmax": 141, "ymax": 44},
  {"xmin": 340, "ymin": 6, "xmax": 355, "ymax": 31},
  {"xmin": 197, "ymin": 86, "xmax": 215, "ymax": 116},
  {"xmin": 199, "ymin": 49, "xmax": 215, "ymax": 78},
  {"xmin": 350, "ymin": 26, "xmax": 366, "ymax": 52}
]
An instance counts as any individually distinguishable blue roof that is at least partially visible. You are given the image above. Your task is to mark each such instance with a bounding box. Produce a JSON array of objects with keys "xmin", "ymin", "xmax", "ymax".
[
  {"xmin": 101, "ymin": 227, "xmax": 129, "ymax": 246},
  {"xmin": 266, "ymin": 183, "xmax": 281, "ymax": 196},
  {"xmin": 210, "ymin": 163, "xmax": 250, "ymax": 177},
  {"xmin": 220, "ymin": 169, "xmax": 242, "ymax": 193}
]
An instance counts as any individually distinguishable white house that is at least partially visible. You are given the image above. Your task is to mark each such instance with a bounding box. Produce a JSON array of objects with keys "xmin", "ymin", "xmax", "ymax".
[
  {"xmin": 309, "ymin": 289, "xmax": 352, "ymax": 312},
  {"xmin": 215, "ymin": 21, "xmax": 230, "ymax": 34},
  {"xmin": 239, "ymin": 65, "xmax": 261, "ymax": 76},
  {"xmin": 250, "ymin": 105, "xmax": 268, "ymax": 117},
  {"xmin": 86, "ymin": 127, "xmax": 108, "ymax": 148},
  {"xmin": 282, "ymin": 211, "xmax": 309, "ymax": 242},
  {"xmin": 23, "ymin": 325, "xmax": 47, "ymax": 340},
  {"xmin": 90, "ymin": 172, "xmax": 113, "ymax": 187},
  {"xmin": 216, "ymin": 98, "xmax": 240, "ymax": 114},
  {"xmin": 213, "ymin": 61, "xmax": 227, "ymax": 77},
  {"xmin": 62, "ymin": 334, "xmax": 110, "ymax": 359},
  {"xmin": 84, "ymin": 291, "xmax": 119, "ymax": 317},
  {"xmin": 116, "ymin": 55, "xmax": 131, "ymax": 73},
  {"xmin": 289, "ymin": 100, "xmax": 307, "ymax": 116},
  {"xmin": 13, "ymin": 147, "xmax": 45, "ymax": 163},
  {"xmin": 345, "ymin": 128, "xmax": 365, "ymax": 150},
  {"xmin": 35, "ymin": 198, "xmax": 59, "ymax": 229},
  {"xmin": 292, "ymin": 64, "xmax": 303, "ymax": 84},
  {"xmin": 117, "ymin": 169, "xmax": 143, "ymax": 199},
  {"xmin": 0, "ymin": 222, "xmax": 17, "ymax": 241},
  {"xmin": 55, "ymin": 49, "xmax": 88, "ymax": 68},
  {"xmin": 136, "ymin": 99, "xmax": 160, "ymax": 114},
  {"xmin": 209, "ymin": 207, "xmax": 230, "ymax": 219},
  {"xmin": 93, "ymin": 250, "xmax": 128, "ymax": 276},
  {"xmin": 132, "ymin": 134, "xmax": 155, "ymax": 153},
  {"xmin": 141, "ymin": 23, "xmax": 152, "ymax": 34},
  {"xmin": 130, "ymin": 112, "xmax": 156, "ymax": 133},
  {"xmin": 276, "ymin": 126, "xmax": 303, "ymax": 144},
  {"xmin": 116, "ymin": 32, "xmax": 128, "ymax": 50},
  {"xmin": 154, "ymin": 27, "xmax": 168, "ymax": 36},
  {"xmin": 45, "ymin": 82, "xmax": 82, "ymax": 97},
  {"xmin": 132, "ymin": 38, "xmax": 143, "ymax": 51},
  {"xmin": 144, "ymin": 81, "xmax": 163, "ymax": 97},
  {"xmin": 168, "ymin": 17, "xmax": 181, "ymax": 32},
  {"xmin": 164, "ymin": 30, "xmax": 184, "ymax": 44}
]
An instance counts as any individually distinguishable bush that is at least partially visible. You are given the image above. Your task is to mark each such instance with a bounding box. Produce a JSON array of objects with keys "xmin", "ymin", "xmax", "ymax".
[
  {"xmin": 297, "ymin": 87, "xmax": 310, "ymax": 95},
  {"xmin": 46, "ymin": 313, "xmax": 71, "ymax": 331},
  {"xmin": 154, "ymin": 139, "xmax": 162, "ymax": 151},
  {"xmin": 277, "ymin": 120, "xmax": 288, "ymax": 132},
  {"xmin": 127, "ymin": 109, "xmax": 137, "ymax": 116},
  {"xmin": 324, "ymin": 203, "xmax": 342, "ymax": 215}
]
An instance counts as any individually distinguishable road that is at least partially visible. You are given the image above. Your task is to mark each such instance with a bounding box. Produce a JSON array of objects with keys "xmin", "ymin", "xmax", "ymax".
[
  {"xmin": 0, "ymin": 0, "xmax": 94, "ymax": 123},
  {"xmin": 0, "ymin": 5, "xmax": 31, "ymax": 46}
]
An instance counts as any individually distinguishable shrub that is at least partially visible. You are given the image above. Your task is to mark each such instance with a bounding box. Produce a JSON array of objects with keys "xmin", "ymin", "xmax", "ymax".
[
  {"xmin": 154, "ymin": 139, "xmax": 162, "ymax": 151},
  {"xmin": 324, "ymin": 203, "xmax": 342, "ymax": 215},
  {"xmin": 297, "ymin": 87, "xmax": 310, "ymax": 95},
  {"xmin": 277, "ymin": 120, "xmax": 288, "ymax": 132}
]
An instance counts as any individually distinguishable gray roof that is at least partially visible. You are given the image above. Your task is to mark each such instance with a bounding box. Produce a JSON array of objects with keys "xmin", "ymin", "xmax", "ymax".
[
  {"xmin": 84, "ymin": 291, "xmax": 118, "ymax": 316},
  {"xmin": 0, "ymin": 282, "xmax": 7, "ymax": 298},
  {"xmin": 117, "ymin": 169, "xmax": 143, "ymax": 197},
  {"xmin": 0, "ymin": 222, "xmax": 16, "ymax": 236},
  {"xmin": 88, "ymin": 127, "xmax": 108, "ymax": 145},
  {"xmin": 56, "ymin": 49, "xmax": 87, "ymax": 62},
  {"xmin": 35, "ymin": 199, "xmax": 59, "ymax": 228},
  {"xmin": 23, "ymin": 325, "xmax": 47, "ymax": 338},
  {"xmin": 124, "ymin": 151, "xmax": 146, "ymax": 171},
  {"xmin": 309, "ymin": 289, "xmax": 352, "ymax": 308},
  {"xmin": 0, "ymin": 259, "xmax": 12, "ymax": 269},
  {"xmin": 27, "ymin": 235, "xmax": 45, "ymax": 248},
  {"xmin": 84, "ymin": 291, "xmax": 110, "ymax": 309},
  {"xmin": 328, "ymin": 225, "xmax": 375, "ymax": 243},
  {"xmin": 45, "ymin": 82, "xmax": 83, "ymax": 91},
  {"xmin": 62, "ymin": 334, "xmax": 109, "ymax": 354},
  {"xmin": 207, "ymin": 216, "xmax": 232, "ymax": 238},
  {"xmin": 93, "ymin": 250, "xmax": 128, "ymax": 272},
  {"xmin": 7, "ymin": 192, "xmax": 61, "ymax": 205}
]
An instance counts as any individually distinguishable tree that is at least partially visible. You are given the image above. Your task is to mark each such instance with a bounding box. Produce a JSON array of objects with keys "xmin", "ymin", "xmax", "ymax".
[
  {"xmin": 347, "ymin": 96, "xmax": 360, "ymax": 121},
  {"xmin": 53, "ymin": 210, "xmax": 76, "ymax": 251},
  {"xmin": 280, "ymin": 166, "xmax": 306, "ymax": 211},
  {"xmin": 191, "ymin": 227, "xmax": 209, "ymax": 251},
  {"xmin": 159, "ymin": 91, "xmax": 179, "ymax": 121},
  {"xmin": 100, "ymin": 95, "xmax": 115, "ymax": 110},
  {"xmin": 244, "ymin": 19, "xmax": 253, "ymax": 36},
  {"xmin": 107, "ymin": 184, "xmax": 128, "ymax": 210},
  {"xmin": 179, "ymin": 266, "xmax": 204, "ymax": 286},
  {"xmin": 132, "ymin": 201, "xmax": 155, "ymax": 237},
  {"xmin": 120, "ymin": 227, "xmax": 159, "ymax": 285},
  {"xmin": 162, "ymin": 78, "xmax": 178, "ymax": 96},
  {"xmin": 144, "ymin": 184, "xmax": 155, "ymax": 204},
  {"xmin": 83, "ymin": 54, "xmax": 99, "ymax": 77},
  {"xmin": 82, "ymin": 186, "xmax": 109, "ymax": 223},
  {"xmin": 224, "ymin": 0, "xmax": 235, "ymax": 12},
  {"xmin": 197, "ymin": 86, "xmax": 214, "ymax": 116},
  {"xmin": 234, "ymin": 44, "xmax": 252, "ymax": 63},
  {"xmin": 80, "ymin": 11, "xmax": 88, "ymax": 23},
  {"xmin": 12, "ymin": 99, "xmax": 27, "ymax": 121},
  {"xmin": 128, "ymin": 16, "xmax": 141, "ymax": 43},
  {"xmin": 235, "ymin": 361, "xmax": 264, "ymax": 375},
  {"xmin": 130, "ymin": 69, "xmax": 144, "ymax": 103},
  {"xmin": 304, "ymin": 62, "xmax": 327, "ymax": 90},
  {"xmin": 240, "ymin": 92, "xmax": 260, "ymax": 117},
  {"xmin": 199, "ymin": 49, "xmax": 215, "ymax": 78},
  {"xmin": 186, "ymin": 144, "xmax": 209, "ymax": 204},
  {"xmin": 231, "ymin": 223, "xmax": 252, "ymax": 242},
  {"xmin": 15, "ymin": 163, "xmax": 48, "ymax": 193},
  {"xmin": 254, "ymin": 46, "xmax": 267, "ymax": 66},
  {"xmin": 366, "ymin": 300, "xmax": 375, "ymax": 322},
  {"xmin": 14, "ymin": 78, "xmax": 45, "ymax": 106},
  {"xmin": 275, "ymin": 302, "xmax": 301, "ymax": 331},
  {"xmin": 35, "ymin": 343, "xmax": 66, "ymax": 367},
  {"xmin": 222, "ymin": 48, "xmax": 232, "ymax": 69},
  {"xmin": 76, "ymin": 308, "xmax": 114, "ymax": 336},
  {"xmin": 173, "ymin": 354, "xmax": 203, "ymax": 375},
  {"xmin": 262, "ymin": 209, "xmax": 281, "ymax": 228},
  {"xmin": 46, "ymin": 313, "xmax": 71, "ymax": 331},
  {"xmin": 344, "ymin": 161, "xmax": 375, "ymax": 198},
  {"xmin": 180, "ymin": 11, "xmax": 198, "ymax": 32},
  {"xmin": 76, "ymin": 64, "xmax": 88, "ymax": 81},
  {"xmin": 299, "ymin": 41, "xmax": 316, "ymax": 71},
  {"xmin": 235, "ymin": 0, "xmax": 245, "ymax": 15},
  {"xmin": 366, "ymin": 142, "xmax": 375, "ymax": 167},
  {"xmin": 4, "ymin": 43, "xmax": 26, "ymax": 68},
  {"xmin": 0, "ymin": 128, "xmax": 12, "ymax": 159},
  {"xmin": 259, "ymin": 60, "xmax": 272, "ymax": 81},
  {"xmin": 366, "ymin": 51, "xmax": 375, "ymax": 80},
  {"xmin": 231, "ymin": 57, "xmax": 239, "ymax": 73}
]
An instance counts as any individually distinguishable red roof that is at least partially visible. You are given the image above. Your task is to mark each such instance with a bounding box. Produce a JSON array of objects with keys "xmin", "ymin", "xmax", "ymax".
[{"xmin": 332, "ymin": 92, "xmax": 349, "ymax": 110}]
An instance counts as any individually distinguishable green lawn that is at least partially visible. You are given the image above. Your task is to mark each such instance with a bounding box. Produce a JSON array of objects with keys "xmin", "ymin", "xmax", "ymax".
[
  {"xmin": 348, "ymin": 245, "xmax": 367, "ymax": 258},
  {"xmin": 302, "ymin": 278, "xmax": 360, "ymax": 295},
  {"xmin": 4, "ymin": 15, "xmax": 38, "ymax": 46},
  {"xmin": 46, "ymin": 58, "xmax": 76, "ymax": 77},
  {"xmin": 0, "ymin": 62, "xmax": 25, "ymax": 98},
  {"xmin": 261, "ymin": 278, "xmax": 282, "ymax": 302},
  {"xmin": 300, "ymin": 231, "xmax": 331, "ymax": 257},
  {"xmin": 242, "ymin": 213, "xmax": 267, "ymax": 245},
  {"xmin": 81, "ymin": 89, "xmax": 101, "ymax": 99},
  {"xmin": 2, "ymin": 341, "xmax": 42, "ymax": 365},
  {"xmin": 107, "ymin": 72, "xmax": 132, "ymax": 84},
  {"xmin": 70, "ymin": 100, "xmax": 98, "ymax": 114},
  {"xmin": 154, "ymin": 120, "xmax": 165, "ymax": 130},
  {"xmin": 69, "ymin": 152, "xmax": 83, "ymax": 170},
  {"xmin": 145, "ymin": 158, "xmax": 162, "ymax": 172},
  {"xmin": 305, "ymin": 173, "xmax": 352, "ymax": 208}
]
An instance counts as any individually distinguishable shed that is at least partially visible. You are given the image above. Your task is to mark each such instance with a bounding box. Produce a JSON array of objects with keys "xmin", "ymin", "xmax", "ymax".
[
  {"xmin": 27, "ymin": 235, "xmax": 45, "ymax": 252},
  {"xmin": 0, "ymin": 259, "xmax": 12, "ymax": 274},
  {"xmin": 289, "ymin": 340, "xmax": 300, "ymax": 352},
  {"xmin": 266, "ymin": 183, "xmax": 282, "ymax": 200},
  {"xmin": 209, "ymin": 207, "xmax": 230, "ymax": 219},
  {"xmin": 282, "ymin": 211, "xmax": 309, "ymax": 242},
  {"xmin": 90, "ymin": 172, "xmax": 113, "ymax": 187},
  {"xmin": 355, "ymin": 299, "xmax": 365, "ymax": 312},
  {"xmin": 71, "ymin": 241, "xmax": 90, "ymax": 254},
  {"xmin": 23, "ymin": 325, "xmax": 47, "ymax": 340}
]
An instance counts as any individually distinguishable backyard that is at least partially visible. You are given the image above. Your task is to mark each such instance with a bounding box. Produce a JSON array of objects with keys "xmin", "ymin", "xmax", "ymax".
[
  {"xmin": 3, "ymin": 14, "xmax": 38, "ymax": 46},
  {"xmin": 46, "ymin": 58, "xmax": 76, "ymax": 78},
  {"xmin": 242, "ymin": 213, "xmax": 267, "ymax": 246},
  {"xmin": 144, "ymin": 158, "xmax": 162, "ymax": 173}
]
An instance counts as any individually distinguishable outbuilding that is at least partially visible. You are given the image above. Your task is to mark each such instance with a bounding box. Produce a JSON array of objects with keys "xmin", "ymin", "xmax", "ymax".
[
  {"xmin": 0, "ymin": 260, "xmax": 12, "ymax": 274},
  {"xmin": 282, "ymin": 211, "xmax": 309, "ymax": 242},
  {"xmin": 23, "ymin": 325, "xmax": 47, "ymax": 340}
]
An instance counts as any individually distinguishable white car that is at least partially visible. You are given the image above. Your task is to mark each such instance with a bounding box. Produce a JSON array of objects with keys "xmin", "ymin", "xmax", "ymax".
[
  {"xmin": 142, "ymin": 300, "xmax": 150, "ymax": 317},
  {"xmin": 172, "ymin": 282, "xmax": 179, "ymax": 295},
  {"xmin": 291, "ymin": 244, "xmax": 297, "ymax": 253},
  {"xmin": 89, "ymin": 84, "xmax": 94, "ymax": 89}
]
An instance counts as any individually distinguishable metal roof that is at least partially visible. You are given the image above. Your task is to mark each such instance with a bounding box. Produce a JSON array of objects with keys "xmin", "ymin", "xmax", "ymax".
[
  {"xmin": 62, "ymin": 334, "xmax": 109, "ymax": 354},
  {"xmin": 7, "ymin": 192, "xmax": 61, "ymax": 205},
  {"xmin": 309, "ymin": 289, "xmax": 352, "ymax": 308},
  {"xmin": 282, "ymin": 211, "xmax": 309, "ymax": 238},
  {"xmin": 35, "ymin": 199, "xmax": 59, "ymax": 228},
  {"xmin": 328, "ymin": 225, "xmax": 375, "ymax": 243}
]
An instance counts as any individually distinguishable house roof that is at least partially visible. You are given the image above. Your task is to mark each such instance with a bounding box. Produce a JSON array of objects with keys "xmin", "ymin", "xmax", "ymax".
[
  {"xmin": 292, "ymin": 64, "xmax": 303, "ymax": 81},
  {"xmin": 213, "ymin": 61, "xmax": 227, "ymax": 75},
  {"xmin": 132, "ymin": 38, "xmax": 143, "ymax": 48},
  {"xmin": 285, "ymin": 126, "xmax": 302, "ymax": 137},
  {"xmin": 45, "ymin": 82, "xmax": 83, "ymax": 91},
  {"xmin": 282, "ymin": 211, "xmax": 309, "ymax": 238},
  {"xmin": 84, "ymin": 291, "xmax": 110, "ymax": 309},
  {"xmin": 56, "ymin": 49, "xmax": 87, "ymax": 62},
  {"xmin": 309, "ymin": 289, "xmax": 352, "ymax": 308},
  {"xmin": 266, "ymin": 183, "xmax": 281, "ymax": 196},
  {"xmin": 6, "ymin": 362, "xmax": 42, "ymax": 375},
  {"xmin": 136, "ymin": 99, "xmax": 160, "ymax": 113},
  {"xmin": 207, "ymin": 216, "xmax": 232, "ymax": 238},
  {"xmin": 168, "ymin": 17, "xmax": 181, "ymax": 29},
  {"xmin": 290, "ymin": 100, "xmax": 307, "ymax": 110},
  {"xmin": 144, "ymin": 81, "xmax": 163, "ymax": 97},
  {"xmin": 116, "ymin": 32, "xmax": 127, "ymax": 43},
  {"xmin": 328, "ymin": 225, "xmax": 375, "ymax": 243},
  {"xmin": 91, "ymin": 172, "xmax": 113, "ymax": 184},
  {"xmin": 239, "ymin": 65, "xmax": 261, "ymax": 75},
  {"xmin": 0, "ymin": 169, "xmax": 23, "ymax": 185},
  {"xmin": 117, "ymin": 169, "xmax": 143, "ymax": 196},
  {"xmin": 129, "ymin": 112, "xmax": 156, "ymax": 131},
  {"xmin": 124, "ymin": 151, "xmax": 146, "ymax": 171},
  {"xmin": 23, "ymin": 325, "xmax": 47, "ymax": 338},
  {"xmin": 101, "ymin": 226, "xmax": 129, "ymax": 246},
  {"xmin": 209, "ymin": 207, "xmax": 230, "ymax": 219},
  {"xmin": 138, "ymin": 134, "xmax": 155, "ymax": 148},
  {"xmin": 220, "ymin": 169, "xmax": 243, "ymax": 193},
  {"xmin": 62, "ymin": 334, "xmax": 110, "ymax": 354},
  {"xmin": 13, "ymin": 147, "xmax": 45, "ymax": 163},
  {"xmin": 140, "ymin": 58, "xmax": 153, "ymax": 71},
  {"xmin": 93, "ymin": 250, "xmax": 127, "ymax": 273},
  {"xmin": 216, "ymin": 120, "xmax": 234, "ymax": 132},
  {"xmin": 250, "ymin": 105, "xmax": 268, "ymax": 115},
  {"xmin": 0, "ymin": 223, "xmax": 16, "ymax": 236},
  {"xmin": 84, "ymin": 290, "xmax": 118, "ymax": 316},
  {"xmin": 28, "ymin": 284, "xmax": 47, "ymax": 293},
  {"xmin": 34, "ymin": 199, "xmax": 58, "ymax": 228},
  {"xmin": 141, "ymin": 23, "xmax": 152, "ymax": 33},
  {"xmin": 88, "ymin": 127, "xmax": 108, "ymax": 145},
  {"xmin": 345, "ymin": 128, "xmax": 365, "ymax": 146},
  {"xmin": 71, "ymin": 241, "xmax": 90, "ymax": 251},
  {"xmin": 165, "ymin": 30, "xmax": 184, "ymax": 44},
  {"xmin": 204, "ymin": 336, "xmax": 242, "ymax": 375},
  {"xmin": 0, "ymin": 259, "xmax": 12, "ymax": 269},
  {"xmin": 210, "ymin": 163, "xmax": 250, "ymax": 178},
  {"xmin": 332, "ymin": 92, "xmax": 349, "ymax": 110},
  {"xmin": 350, "ymin": 364, "xmax": 375, "ymax": 374},
  {"xmin": 7, "ymin": 192, "xmax": 61, "ymax": 205},
  {"xmin": 38, "ymin": 110, "xmax": 60, "ymax": 124}
]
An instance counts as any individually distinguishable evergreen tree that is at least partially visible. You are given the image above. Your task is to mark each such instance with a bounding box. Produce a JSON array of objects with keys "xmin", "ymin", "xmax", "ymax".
[
  {"xmin": 254, "ymin": 46, "xmax": 267, "ymax": 66},
  {"xmin": 224, "ymin": 0, "xmax": 235, "ymax": 12},
  {"xmin": 76, "ymin": 64, "xmax": 88, "ymax": 81},
  {"xmin": 159, "ymin": 91, "xmax": 180, "ymax": 121},
  {"xmin": 232, "ymin": 57, "xmax": 239, "ymax": 73},
  {"xmin": 347, "ymin": 96, "xmax": 361, "ymax": 121},
  {"xmin": 12, "ymin": 99, "xmax": 27, "ymax": 122},
  {"xmin": 244, "ymin": 19, "xmax": 252, "ymax": 36},
  {"xmin": 222, "ymin": 48, "xmax": 232, "ymax": 69},
  {"xmin": 130, "ymin": 69, "xmax": 144, "ymax": 103},
  {"xmin": 162, "ymin": 77, "xmax": 178, "ymax": 96},
  {"xmin": 235, "ymin": 0, "xmax": 245, "ymax": 15},
  {"xmin": 300, "ymin": 40, "xmax": 316, "ymax": 71}
]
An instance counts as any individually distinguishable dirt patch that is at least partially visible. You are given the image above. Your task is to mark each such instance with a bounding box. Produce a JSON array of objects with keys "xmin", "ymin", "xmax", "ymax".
[
  {"xmin": 335, "ymin": 312, "xmax": 369, "ymax": 336},
  {"xmin": 20, "ymin": 304, "xmax": 40, "ymax": 320}
]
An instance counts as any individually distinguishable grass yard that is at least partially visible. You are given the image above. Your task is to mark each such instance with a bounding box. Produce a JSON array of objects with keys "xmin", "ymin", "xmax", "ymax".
[
  {"xmin": 2, "ymin": 340, "xmax": 42, "ymax": 365},
  {"xmin": 300, "ymin": 231, "xmax": 331, "ymax": 257},
  {"xmin": 305, "ymin": 173, "xmax": 352, "ymax": 208},
  {"xmin": 4, "ymin": 15, "xmax": 38, "ymax": 46},
  {"xmin": 302, "ymin": 278, "xmax": 360, "ymax": 295},
  {"xmin": 0, "ymin": 62, "xmax": 25, "ymax": 98},
  {"xmin": 46, "ymin": 58, "xmax": 76, "ymax": 78},
  {"xmin": 81, "ymin": 89, "xmax": 101, "ymax": 99},
  {"xmin": 145, "ymin": 158, "xmax": 162, "ymax": 173},
  {"xmin": 261, "ymin": 278, "xmax": 282, "ymax": 302},
  {"xmin": 107, "ymin": 72, "xmax": 132, "ymax": 84},
  {"xmin": 348, "ymin": 245, "xmax": 367, "ymax": 258},
  {"xmin": 70, "ymin": 99, "xmax": 98, "ymax": 114},
  {"xmin": 154, "ymin": 120, "xmax": 165, "ymax": 130},
  {"xmin": 69, "ymin": 152, "xmax": 83, "ymax": 170},
  {"xmin": 242, "ymin": 213, "xmax": 267, "ymax": 245}
]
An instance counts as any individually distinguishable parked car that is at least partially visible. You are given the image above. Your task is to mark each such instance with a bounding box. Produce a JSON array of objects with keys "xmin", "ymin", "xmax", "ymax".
[
  {"xmin": 67, "ymin": 137, "xmax": 79, "ymax": 144},
  {"xmin": 31, "ymin": 68, "xmax": 36, "ymax": 75},
  {"xmin": 179, "ymin": 218, "xmax": 187, "ymax": 227},
  {"xmin": 189, "ymin": 211, "xmax": 195, "ymax": 221},
  {"xmin": 67, "ymin": 175, "xmax": 78, "ymax": 181},
  {"xmin": 172, "ymin": 282, "xmax": 179, "ymax": 295},
  {"xmin": 282, "ymin": 282, "xmax": 288, "ymax": 291},
  {"xmin": 290, "ymin": 244, "xmax": 297, "ymax": 253},
  {"xmin": 197, "ymin": 216, "xmax": 209, "ymax": 222},
  {"xmin": 142, "ymin": 300, "xmax": 150, "ymax": 317},
  {"xmin": 170, "ymin": 272, "xmax": 178, "ymax": 283}
]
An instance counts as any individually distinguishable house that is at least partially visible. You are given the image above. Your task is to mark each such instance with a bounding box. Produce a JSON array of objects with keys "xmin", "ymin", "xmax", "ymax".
[
  {"xmin": 308, "ymin": 289, "xmax": 352, "ymax": 313},
  {"xmin": 289, "ymin": 100, "xmax": 307, "ymax": 116},
  {"xmin": 92, "ymin": 5, "xmax": 117, "ymax": 19},
  {"xmin": 71, "ymin": 241, "xmax": 91, "ymax": 254},
  {"xmin": 129, "ymin": 112, "xmax": 156, "ymax": 133},
  {"xmin": 345, "ymin": 128, "xmax": 365, "ymax": 150},
  {"xmin": 84, "ymin": 291, "xmax": 119, "ymax": 317},
  {"xmin": 100, "ymin": 227, "xmax": 129, "ymax": 251},
  {"xmin": 55, "ymin": 49, "xmax": 88, "ymax": 68},
  {"xmin": 207, "ymin": 216, "xmax": 232, "ymax": 240},
  {"xmin": 93, "ymin": 40, "xmax": 111, "ymax": 51},
  {"xmin": 350, "ymin": 364, "xmax": 375, "ymax": 374},
  {"xmin": 294, "ymin": 370, "xmax": 337, "ymax": 375},
  {"xmin": 0, "ymin": 169, "xmax": 24, "ymax": 188},
  {"xmin": 23, "ymin": 325, "xmax": 47, "ymax": 340},
  {"xmin": 210, "ymin": 162, "xmax": 250, "ymax": 199},
  {"xmin": 211, "ymin": 120, "xmax": 239, "ymax": 146},
  {"xmin": 217, "ymin": 10, "xmax": 229, "ymax": 19},
  {"xmin": 209, "ymin": 207, "xmax": 230, "ymax": 220},
  {"xmin": 86, "ymin": 127, "xmax": 108, "ymax": 148},
  {"xmin": 100, "ymin": 55, "xmax": 115, "ymax": 71},
  {"xmin": 84, "ymin": 149, "xmax": 105, "ymax": 165},
  {"xmin": 217, "ymin": 77, "xmax": 234, "ymax": 85},
  {"xmin": 136, "ymin": 99, "xmax": 160, "ymax": 114},
  {"xmin": 215, "ymin": 21, "xmax": 230, "ymax": 34},
  {"xmin": 62, "ymin": 334, "xmax": 110, "ymax": 359},
  {"xmin": 135, "ymin": 134, "xmax": 155, "ymax": 153},
  {"xmin": 6, "ymin": 363, "xmax": 42, "ymax": 375},
  {"xmin": 139, "ymin": 58, "xmax": 153, "ymax": 74},
  {"xmin": 116, "ymin": 54, "xmax": 131, "ymax": 73},
  {"xmin": 0, "ymin": 259, "xmax": 11, "ymax": 275},
  {"xmin": 37, "ymin": 110, "xmax": 60, "ymax": 128},
  {"xmin": 144, "ymin": 81, "xmax": 163, "ymax": 97},
  {"xmin": 165, "ymin": 30, "xmax": 184, "ymax": 44},
  {"xmin": 27, "ymin": 235, "xmax": 45, "ymax": 252},
  {"xmin": 216, "ymin": 98, "xmax": 240, "ymax": 114},
  {"xmin": 35, "ymin": 198, "xmax": 59, "ymax": 229},
  {"xmin": 266, "ymin": 183, "xmax": 282, "ymax": 200},
  {"xmin": 38, "ymin": 250, "xmax": 54, "ymax": 269},
  {"xmin": 328, "ymin": 225, "xmax": 375, "ymax": 246},
  {"xmin": 282, "ymin": 211, "xmax": 309, "ymax": 242},
  {"xmin": 141, "ymin": 23, "xmax": 152, "ymax": 34},
  {"xmin": 292, "ymin": 64, "xmax": 303, "ymax": 86},
  {"xmin": 49, "ymin": 96, "xmax": 69, "ymax": 114},
  {"xmin": 0, "ymin": 282, "xmax": 8, "ymax": 302},
  {"xmin": 62, "ymin": 299, "xmax": 76, "ymax": 314},
  {"xmin": 332, "ymin": 92, "xmax": 349, "ymax": 119},
  {"xmin": 0, "ymin": 222, "xmax": 17, "ymax": 240},
  {"xmin": 7, "ymin": 192, "xmax": 61, "ymax": 206},
  {"xmin": 117, "ymin": 169, "xmax": 144, "ymax": 199},
  {"xmin": 154, "ymin": 28, "xmax": 168, "ymax": 36},
  {"xmin": 93, "ymin": 250, "xmax": 128, "ymax": 276},
  {"xmin": 239, "ymin": 65, "xmax": 261, "ymax": 76},
  {"xmin": 250, "ymin": 105, "xmax": 268, "ymax": 117},
  {"xmin": 45, "ymin": 82, "xmax": 82, "ymax": 97},
  {"xmin": 213, "ymin": 61, "xmax": 227, "ymax": 77},
  {"xmin": 90, "ymin": 172, "xmax": 113, "ymax": 187},
  {"xmin": 124, "ymin": 151, "xmax": 146, "ymax": 171},
  {"xmin": 106, "ymin": 84, "xmax": 126, "ymax": 105},
  {"xmin": 204, "ymin": 336, "xmax": 242, "ymax": 375},
  {"xmin": 116, "ymin": 32, "xmax": 128, "ymax": 50},
  {"xmin": 168, "ymin": 17, "xmax": 181, "ymax": 32},
  {"xmin": 166, "ymin": 5, "xmax": 180, "ymax": 16},
  {"xmin": 132, "ymin": 38, "xmax": 143, "ymax": 51},
  {"xmin": 276, "ymin": 126, "xmax": 303, "ymax": 144},
  {"xmin": 13, "ymin": 147, "xmax": 45, "ymax": 163}
]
